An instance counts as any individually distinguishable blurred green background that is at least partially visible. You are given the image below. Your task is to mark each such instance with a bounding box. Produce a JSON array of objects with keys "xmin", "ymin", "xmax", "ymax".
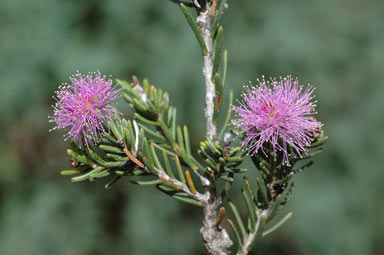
[{"xmin": 1, "ymin": 0, "xmax": 383, "ymax": 254}]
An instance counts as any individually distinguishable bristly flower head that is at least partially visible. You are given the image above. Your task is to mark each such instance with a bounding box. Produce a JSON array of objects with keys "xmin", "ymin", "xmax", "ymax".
[
  {"xmin": 50, "ymin": 71, "xmax": 121, "ymax": 147},
  {"xmin": 234, "ymin": 76, "xmax": 322, "ymax": 165}
]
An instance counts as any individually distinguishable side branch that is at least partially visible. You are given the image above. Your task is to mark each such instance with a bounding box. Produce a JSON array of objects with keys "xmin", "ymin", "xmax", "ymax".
[
  {"xmin": 237, "ymin": 210, "xmax": 268, "ymax": 255},
  {"xmin": 155, "ymin": 167, "xmax": 209, "ymax": 203}
]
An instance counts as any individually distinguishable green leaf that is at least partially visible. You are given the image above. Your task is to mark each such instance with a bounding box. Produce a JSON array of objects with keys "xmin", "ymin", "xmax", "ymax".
[
  {"xmin": 218, "ymin": 90, "xmax": 233, "ymax": 140},
  {"xmin": 99, "ymin": 144, "xmax": 123, "ymax": 154},
  {"xmin": 90, "ymin": 169, "xmax": 110, "ymax": 179},
  {"xmin": 158, "ymin": 88, "xmax": 163, "ymax": 106},
  {"xmin": 249, "ymin": 214, "xmax": 267, "ymax": 251},
  {"xmin": 171, "ymin": 108, "xmax": 177, "ymax": 140},
  {"xmin": 156, "ymin": 184, "xmax": 175, "ymax": 193},
  {"xmin": 102, "ymin": 132, "xmax": 118, "ymax": 143},
  {"xmin": 310, "ymin": 131, "xmax": 328, "ymax": 148},
  {"xmin": 115, "ymin": 79, "xmax": 132, "ymax": 91},
  {"xmin": 199, "ymin": 146, "xmax": 217, "ymax": 162},
  {"xmin": 134, "ymin": 113, "xmax": 158, "ymax": 126},
  {"xmin": 127, "ymin": 120, "xmax": 136, "ymax": 148},
  {"xmin": 105, "ymin": 153, "xmax": 122, "ymax": 161},
  {"xmin": 130, "ymin": 170, "xmax": 147, "ymax": 176},
  {"xmin": 188, "ymin": 154, "xmax": 205, "ymax": 170},
  {"xmin": 205, "ymin": 158, "xmax": 219, "ymax": 171},
  {"xmin": 120, "ymin": 83, "xmax": 142, "ymax": 102},
  {"xmin": 241, "ymin": 188, "xmax": 256, "ymax": 233},
  {"xmin": 129, "ymin": 179, "xmax": 162, "ymax": 186},
  {"xmin": 227, "ymin": 218, "xmax": 243, "ymax": 248},
  {"xmin": 224, "ymin": 156, "xmax": 243, "ymax": 163},
  {"xmin": 151, "ymin": 142, "xmax": 175, "ymax": 157},
  {"xmin": 150, "ymin": 144, "xmax": 164, "ymax": 171},
  {"xmin": 175, "ymin": 145, "xmax": 197, "ymax": 171},
  {"xmin": 161, "ymin": 103, "xmax": 170, "ymax": 125},
  {"xmin": 138, "ymin": 123, "xmax": 165, "ymax": 141},
  {"xmin": 222, "ymin": 49, "xmax": 228, "ymax": 89},
  {"xmin": 219, "ymin": 172, "xmax": 233, "ymax": 201},
  {"xmin": 148, "ymin": 85, "xmax": 157, "ymax": 109},
  {"xmin": 234, "ymin": 168, "xmax": 248, "ymax": 173},
  {"xmin": 179, "ymin": 3, "xmax": 208, "ymax": 56},
  {"xmin": 143, "ymin": 78, "xmax": 150, "ymax": 95},
  {"xmin": 228, "ymin": 200, "xmax": 247, "ymax": 240},
  {"xmin": 162, "ymin": 91, "xmax": 170, "ymax": 108},
  {"xmin": 172, "ymin": 195, "xmax": 202, "ymax": 207},
  {"xmin": 263, "ymin": 212, "xmax": 292, "ymax": 237},
  {"xmin": 109, "ymin": 120, "xmax": 123, "ymax": 141},
  {"xmin": 105, "ymin": 175, "xmax": 122, "ymax": 189},
  {"xmin": 122, "ymin": 93, "xmax": 133, "ymax": 105},
  {"xmin": 162, "ymin": 149, "xmax": 175, "ymax": 178},
  {"xmin": 212, "ymin": 72, "xmax": 223, "ymax": 126},
  {"xmin": 243, "ymin": 177, "xmax": 257, "ymax": 206},
  {"xmin": 266, "ymin": 194, "xmax": 284, "ymax": 223},
  {"xmin": 66, "ymin": 149, "xmax": 94, "ymax": 167},
  {"xmin": 295, "ymin": 160, "xmax": 314, "ymax": 172},
  {"xmin": 86, "ymin": 147, "xmax": 107, "ymax": 166},
  {"xmin": 222, "ymin": 166, "xmax": 233, "ymax": 173},
  {"xmin": 122, "ymin": 119, "xmax": 131, "ymax": 146},
  {"xmin": 177, "ymin": 126, "xmax": 185, "ymax": 151},
  {"xmin": 212, "ymin": 26, "xmax": 224, "ymax": 77},
  {"xmin": 86, "ymin": 149, "xmax": 126, "ymax": 168},
  {"xmin": 219, "ymin": 175, "xmax": 234, "ymax": 182},
  {"xmin": 158, "ymin": 118, "xmax": 176, "ymax": 147},
  {"xmin": 183, "ymin": 125, "xmax": 191, "ymax": 155},
  {"xmin": 143, "ymin": 138, "xmax": 154, "ymax": 169},
  {"xmin": 71, "ymin": 166, "xmax": 104, "ymax": 182},
  {"xmin": 251, "ymin": 154, "xmax": 270, "ymax": 176},
  {"xmin": 175, "ymin": 155, "xmax": 186, "ymax": 183},
  {"xmin": 211, "ymin": 0, "xmax": 228, "ymax": 36},
  {"xmin": 132, "ymin": 97, "xmax": 149, "ymax": 114},
  {"xmin": 60, "ymin": 170, "xmax": 82, "ymax": 175},
  {"xmin": 206, "ymin": 138, "xmax": 221, "ymax": 156},
  {"xmin": 297, "ymin": 149, "xmax": 323, "ymax": 161},
  {"xmin": 256, "ymin": 176, "xmax": 269, "ymax": 205},
  {"xmin": 219, "ymin": 156, "xmax": 226, "ymax": 166}
]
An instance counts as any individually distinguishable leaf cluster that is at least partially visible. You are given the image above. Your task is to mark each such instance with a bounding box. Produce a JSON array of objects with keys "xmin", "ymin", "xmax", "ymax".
[
  {"xmin": 226, "ymin": 132, "xmax": 327, "ymax": 253},
  {"xmin": 61, "ymin": 77, "xmax": 245, "ymax": 208}
]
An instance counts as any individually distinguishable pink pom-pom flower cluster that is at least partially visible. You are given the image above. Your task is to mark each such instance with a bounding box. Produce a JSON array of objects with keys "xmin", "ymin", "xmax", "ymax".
[
  {"xmin": 234, "ymin": 76, "xmax": 321, "ymax": 165},
  {"xmin": 50, "ymin": 72, "xmax": 121, "ymax": 147}
]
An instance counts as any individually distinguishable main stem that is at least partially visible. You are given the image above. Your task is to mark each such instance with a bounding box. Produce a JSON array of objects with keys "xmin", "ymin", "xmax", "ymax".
[
  {"xmin": 200, "ymin": 196, "xmax": 232, "ymax": 255},
  {"xmin": 197, "ymin": 6, "xmax": 232, "ymax": 255},
  {"xmin": 198, "ymin": 8, "xmax": 217, "ymax": 141}
]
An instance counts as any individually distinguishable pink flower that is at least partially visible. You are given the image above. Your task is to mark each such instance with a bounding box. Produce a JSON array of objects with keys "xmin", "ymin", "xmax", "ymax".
[
  {"xmin": 50, "ymin": 72, "xmax": 121, "ymax": 147},
  {"xmin": 234, "ymin": 76, "xmax": 321, "ymax": 165}
]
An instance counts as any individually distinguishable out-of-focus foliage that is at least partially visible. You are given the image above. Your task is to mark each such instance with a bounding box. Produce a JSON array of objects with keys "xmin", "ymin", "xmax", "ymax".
[{"xmin": 0, "ymin": 0, "xmax": 383, "ymax": 254}]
